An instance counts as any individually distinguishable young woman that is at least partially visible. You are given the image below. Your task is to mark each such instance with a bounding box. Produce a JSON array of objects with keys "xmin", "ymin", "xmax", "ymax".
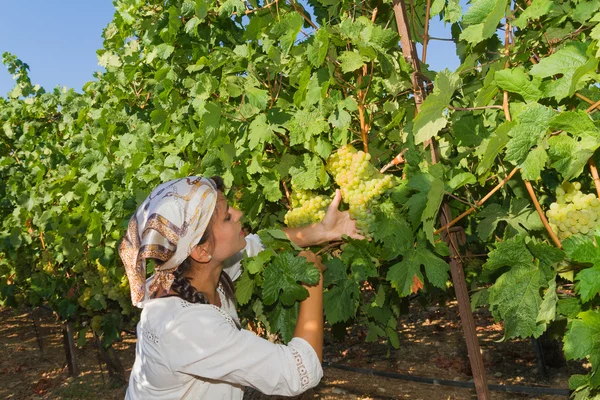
[{"xmin": 119, "ymin": 176, "xmax": 361, "ymax": 399}]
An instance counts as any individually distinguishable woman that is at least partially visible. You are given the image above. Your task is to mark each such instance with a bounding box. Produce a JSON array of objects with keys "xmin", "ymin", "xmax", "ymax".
[{"xmin": 119, "ymin": 176, "xmax": 361, "ymax": 399}]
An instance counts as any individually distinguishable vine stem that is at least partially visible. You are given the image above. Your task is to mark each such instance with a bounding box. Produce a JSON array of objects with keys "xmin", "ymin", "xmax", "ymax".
[
  {"xmin": 586, "ymin": 99, "xmax": 600, "ymax": 114},
  {"xmin": 434, "ymin": 167, "xmax": 519, "ymax": 235},
  {"xmin": 588, "ymin": 158, "xmax": 600, "ymax": 198},
  {"xmin": 281, "ymin": 180, "xmax": 291, "ymax": 209},
  {"xmin": 290, "ymin": 0, "xmax": 318, "ymax": 30},
  {"xmin": 422, "ymin": 0, "xmax": 431, "ymax": 64},
  {"xmin": 316, "ymin": 241, "xmax": 343, "ymax": 255},
  {"xmin": 524, "ymin": 178, "xmax": 562, "ymax": 248},
  {"xmin": 449, "ymin": 105, "xmax": 503, "ymax": 111}
]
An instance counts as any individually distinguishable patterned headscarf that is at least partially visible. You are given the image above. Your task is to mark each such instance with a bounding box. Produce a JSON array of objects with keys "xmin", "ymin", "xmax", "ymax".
[{"xmin": 119, "ymin": 177, "xmax": 218, "ymax": 307}]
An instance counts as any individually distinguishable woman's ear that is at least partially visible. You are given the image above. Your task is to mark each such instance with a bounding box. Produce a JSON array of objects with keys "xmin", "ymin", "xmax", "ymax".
[{"xmin": 190, "ymin": 244, "xmax": 212, "ymax": 263}]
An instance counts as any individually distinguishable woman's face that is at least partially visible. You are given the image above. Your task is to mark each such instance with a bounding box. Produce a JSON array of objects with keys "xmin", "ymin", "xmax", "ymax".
[{"xmin": 207, "ymin": 192, "xmax": 246, "ymax": 262}]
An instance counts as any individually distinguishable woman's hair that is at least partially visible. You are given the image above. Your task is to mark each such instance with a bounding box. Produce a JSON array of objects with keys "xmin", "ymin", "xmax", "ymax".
[{"xmin": 169, "ymin": 176, "xmax": 240, "ymax": 327}]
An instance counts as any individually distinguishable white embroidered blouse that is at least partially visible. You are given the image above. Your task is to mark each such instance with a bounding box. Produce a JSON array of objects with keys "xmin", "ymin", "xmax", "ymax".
[{"xmin": 126, "ymin": 234, "xmax": 323, "ymax": 399}]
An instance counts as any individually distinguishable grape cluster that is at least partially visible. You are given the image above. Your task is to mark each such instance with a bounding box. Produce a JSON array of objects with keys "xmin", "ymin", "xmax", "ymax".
[
  {"xmin": 326, "ymin": 145, "xmax": 395, "ymax": 235},
  {"xmin": 284, "ymin": 189, "xmax": 330, "ymax": 228},
  {"xmin": 546, "ymin": 181, "xmax": 600, "ymax": 240}
]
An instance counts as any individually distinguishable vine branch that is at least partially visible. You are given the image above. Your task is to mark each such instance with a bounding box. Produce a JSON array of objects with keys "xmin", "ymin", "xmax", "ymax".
[
  {"xmin": 524, "ymin": 178, "xmax": 562, "ymax": 248},
  {"xmin": 588, "ymin": 158, "xmax": 600, "ymax": 198},
  {"xmin": 434, "ymin": 167, "xmax": 519, "ymax": 235}
]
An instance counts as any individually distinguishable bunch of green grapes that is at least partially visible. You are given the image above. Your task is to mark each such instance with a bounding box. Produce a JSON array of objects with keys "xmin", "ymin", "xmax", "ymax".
[
  {"xmin": 284, "ymin": 189, "xmax": 330, "ymax": 228},
  {"xmin": 546, "ymin": 181, "xmax": 600, "ymax": 240},
  {"xmin": 326, "ymin": 145, "xmax": 396, "ymax": 235}
]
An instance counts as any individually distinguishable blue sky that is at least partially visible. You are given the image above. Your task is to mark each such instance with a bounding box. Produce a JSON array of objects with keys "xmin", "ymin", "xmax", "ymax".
[{"xmin": 0, "ymin": 2, "xmax": 460, "ymax": 97}]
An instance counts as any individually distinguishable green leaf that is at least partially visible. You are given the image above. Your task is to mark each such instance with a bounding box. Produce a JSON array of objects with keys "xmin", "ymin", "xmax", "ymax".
[
  {"xmin": 422, "ymin": 177, "xmax": 444, "ymax": 244},
  {"xmin": 373, "ymin": 202, "xmax": 413, "ymax": 260},
  {"xmin": 341, "ymin": 240, "xmax": 379, "ymax": 281},
  {"xmin": 262, "ymin": 253, "xmax": 320, "ymax": 306},
  {"xmin": 477, "ymin": 199, "xmax": 542, "ymax": 240},
  {"xmin": 494, "ymin": 67, "xmax": 542, "ymax": 103},
  {"xmin": 488, "ymin": 266, "xmax": 548, "ymax": 339},
  {"xmin": 459, "ymin": 0, "xmax": 508, "ymax": 45},
  {"xmin": 270, "ymin": 13, "xmax": 303, "ymax": 53},
  {"xmin": 575, "ymin": 267, "xmax": 600, "ymax": 303},
  {"xmin": 235, "ymin": 269, "xmax": 255, "ymax": 305},
  {"xmin": 268, "ymin": 303, "xmax": 298, "ymax": 343},
  {"xmin": 323, "ymin": 257, "xmax": 348, "ymax": 287},
  {"xmin": 339, "ymin": 51, "xmax": 367, "ymax": 73},
  {"xmin": 154, "ymin": 44, "xmax": 175, "ymax": 60},
  {"xmin": 306, "ymin": 29, "xmax": 330, "ymax": 67},
  {"xmin": 387, "ymin": 244, "xmax": 449, "ymax": 297},
  {"xmin": 476, "ymin": 121, "xmax": 513, "ymax": 176},
  {"xmin": 513, "ymin": 0, "xmax": 555, "ymax": 28},
  {"xmin": 246, "ymin": 87, "xmax": 269, "ymax": 110},
  {"xmin": 219, "ymin": 0, "xmax": 245, "ymax": 16},
  {"xmin": 530, "ymin": 42, "xmax": 596, "ymax": 101},
  {"xmin": 564, "ymin": 310, "xmax": 600, "ymax": 384},
  {"xmin": 244, "ymin": 248, "xmax": 275, "ymax": 275},
  {"xmin": 548, "ymin": 134, "xmax": 596, "ymax": 180},
  {"xmin": 505, "ymin": 103, "xmax": 555, "ymax": 165},
  {"xmin": 520, "ymin": 146, "xmax": 547, "ymax": 181},
  {"xmin": 536, "ymin": 278, "xmax": 557, "ymax": 324},
  {"xmin": 413, "ymin": 69, "xmax": 461, "ymax": 144},
  {"xmin": 324, "ymin": 279, "xmax": 360, "ymax": 324},
  {"xmin": 289, "ymin": 154, "xmax": 329, "ymax": 190}
]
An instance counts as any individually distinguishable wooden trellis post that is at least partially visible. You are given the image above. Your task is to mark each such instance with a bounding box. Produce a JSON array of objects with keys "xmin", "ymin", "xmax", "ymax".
[{"xmin": 391, "ymin": 1, "xmax": 491, "ymax": 398}]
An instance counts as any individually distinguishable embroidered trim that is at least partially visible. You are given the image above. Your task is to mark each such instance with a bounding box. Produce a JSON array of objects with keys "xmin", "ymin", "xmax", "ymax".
[
  {"xmin": 290, "ymin": 347, "xmax": 310, "ymax": 390},
  {"xmin": 178, "ymin": 299, "xmax": 237, "ymax": 329},
  {"xmin": 141, "ymin": 328, "xmax": 160, "ymax": 345}
]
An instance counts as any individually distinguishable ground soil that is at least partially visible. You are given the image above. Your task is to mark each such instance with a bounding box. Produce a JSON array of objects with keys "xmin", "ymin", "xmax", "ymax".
[{"xmin": 0, "ymin": 300, "xmax": 586, "ymax": 400}]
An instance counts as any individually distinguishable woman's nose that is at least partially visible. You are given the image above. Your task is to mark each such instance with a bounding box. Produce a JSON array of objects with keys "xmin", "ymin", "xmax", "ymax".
[{"xmin": 233, "ymin": 208, "xmax": 243, "ymax": 221}]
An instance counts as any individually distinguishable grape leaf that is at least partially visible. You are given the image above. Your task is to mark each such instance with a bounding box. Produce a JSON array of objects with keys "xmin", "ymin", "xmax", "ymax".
[
  {"xmin": 459, "ymin": 0, "xmax": 508, "ymax": 45},
  {"xmin": 488, "ymin": 266, "xmax": 548, "ymax": 339},
  {"xmin": 413, "ymin": 69, "xmax": 461, "ymax": 145},
  {"xmin": 268, "ymin": 303, "xmax": 298, "ymax": 343},
  {"xmin": 288, "ymin": 154, "xmax": 329, "ymax": 190},
  {"xmin": 536, "ymin": 278, "xmax": 557, "ymax": 323},
  {"xmin": 422, "ymin": 177, "xmax": 444, "ymax": 244},
  {"xmin": 387, "ymin": 244, "xmax": 449, "ymax": 297},
  {"xmin": 324, "ymin": 279, "xmax": 360, "ymax": 324},
  {"xmin": 513, "ymin": 0, "xmax": 555, "ymax": 28},
  {"xmin": 530, "ymin": 42, "xmax": 597, "ymax": 101},
  {"xmin": 494, "ymin": 67, "xmax": 542, "ymax": 103},
  {"xmin": 341, "ymin": 240, "xmax": 379, "ymax": 281},
  {"xmin": 323, "ymin": 257, "xmax": 348, "ymax": 287},
  {"xmin": 339, "ymin": 51, "xmax": 367, "ymax": 73},
  {"xmin": 564, "ymin": 310, "xmax": 600, "ymax": 387},
  {"xmin": 475, "ymin": 121, "xmax": 513, "ymax": 176},
  {"xmin": 262, "ymin": 253, "xmax": 320, "ymax": 306},
  {"xmin": 235, "ymin": 269, "xmax": 255, "ymax": 305},
  {"xmin": 505, "ymin": 103, "xmax": 554, "ymax": 165},
  {"xmin": 477, "ymin": 199, "xmax": 542, "ymax": 240},
  {"xmin": 521, "ymin": 146, "xmax": 547, "ymax": 181}
]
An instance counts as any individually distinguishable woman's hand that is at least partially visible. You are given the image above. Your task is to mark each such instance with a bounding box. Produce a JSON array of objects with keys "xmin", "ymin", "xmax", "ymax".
[
  {"xmin": 319, "ymin": 189, "xmax": 364, "ymax": 242},
  {"xmin": 282, "ymin": 189, "xmax": 364, "ymax": 247},
  {"xmin": 298, "ymin": 250, "xmax": 326, "ymax": 274}
]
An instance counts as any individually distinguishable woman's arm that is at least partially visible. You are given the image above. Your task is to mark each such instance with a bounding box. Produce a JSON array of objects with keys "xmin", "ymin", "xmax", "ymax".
[
  {"xmin": 294, "ymin": 250, "xmax": 325, "ymax": 361},
  {"xmin": 282, "ymin": 189, "xmax": 364, "ymax": 247}
]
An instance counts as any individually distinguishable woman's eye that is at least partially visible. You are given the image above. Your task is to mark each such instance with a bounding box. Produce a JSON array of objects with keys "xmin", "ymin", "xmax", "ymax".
[{"xmin": 225, "ymin": 213, "xmax": 232, "ymax": 221}]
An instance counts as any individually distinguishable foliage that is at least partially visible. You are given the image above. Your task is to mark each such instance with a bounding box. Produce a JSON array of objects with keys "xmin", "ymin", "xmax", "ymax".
[{"xmin": 0, "ymin": 0, "xmax": 599, "ymax": 396}]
